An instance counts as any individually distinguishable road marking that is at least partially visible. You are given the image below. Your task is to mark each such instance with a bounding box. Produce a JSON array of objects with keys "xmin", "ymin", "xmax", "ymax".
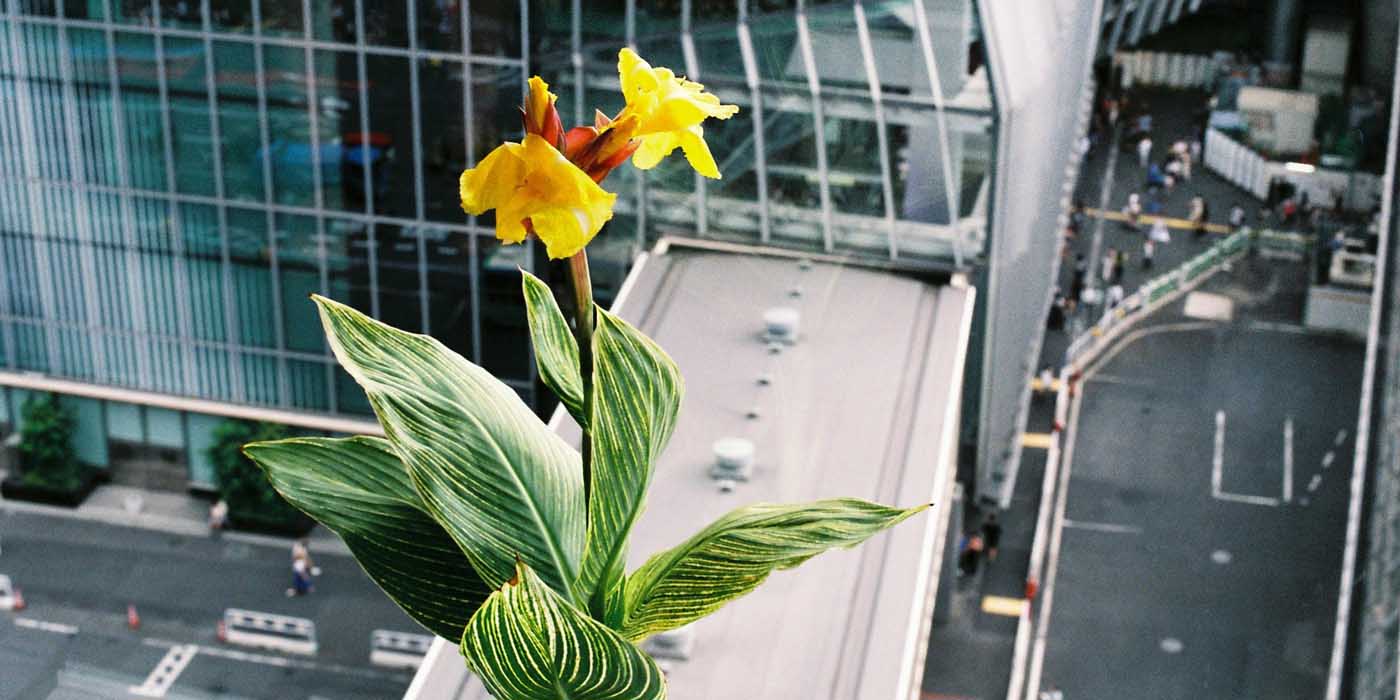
[
  {"xmin": 981, "ymin": 595, "xmax": 1029, "ymax": 617},
  {"xmin": 1309, "ymin": 474, "xmax": 1323, "ymax": 493},
  {"xmin": 1212, "ymin": 410, "xmax": 1225, "ymax": 497},
  {"xmin": 1210, "ymin": 410, "xmax": 1281, "ymax": 507},
  {"xmin": 1021, "ymin": 432, "xmax": 1054, "ymax": 449},
  {"xmin": 1215, "ymin": 492, "xmax": 1281, "ymax": 507},
  {"xmin": 1335, "ymin": 429, "xmax": 1348, "ymax": 446},
  {"xmin": 1283, "ymin": 416, "xmax": 1294, "ymax": 503},
  {"xmin": 14, "ymin": 617, "xmax": 78, "ymax": 635},
  {"xmin": 1211, "ymin": 549, "xmax": 1233, "ymax": 565},
  {"xmin": 129, "ymin": 644, "xmax": 198, "ymax": 698},
  {"xmin": 1084, "ymin": 207, "xmax": 1232, "ymax": 234},
  {"xmin": 1323, "ymin": 451, "xmax": 1336, "ymax": 469},
  {"xmin": 1063, "ymin": 519, "xmax": 1143, "ymax": 535},
  {"xmin": 142, "ymin": 638, "xmax": 410, "ymax": 682}
]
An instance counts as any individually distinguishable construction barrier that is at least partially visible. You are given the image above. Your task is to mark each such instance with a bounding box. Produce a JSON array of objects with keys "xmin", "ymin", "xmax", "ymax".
[
  {"xmin": 0, "ymin": 574, "xmax": 21, "ymax": 611},
  {"xmin": 1116, "ymin": 51, "xmax": 1219, "ymax": 89},
  {"xmin": 220, "ymin": 608, "xmax": 317, "ymax": 656},
  {"xmin": 370, "ymin": 629, "xmax": 433, "ymax": 670},
  {"xmin": 1204, "ymin": 128, "xmax": 1382, "ymax": 213}
]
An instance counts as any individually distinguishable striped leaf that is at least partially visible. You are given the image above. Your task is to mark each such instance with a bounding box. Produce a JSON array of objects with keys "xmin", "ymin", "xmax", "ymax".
[
  {"xmin": 243, "ymin": 436, "xmax": 490, "ymax": 640},
  {"xmin": 462, "ymin": 560, "xmax": 668, "ymax": 700},
  {"xmin": 618, "ymin": 498, "xmax": 927, "ymax": 641},
  {"xmin": 578, "ymin": 307, "xmax": 683, "ymax": 622},
  {"xmin": 521, "ymin": 271, "xmax": 586, "ymax": 425},
  {"xmin": 313, "ymin": 295, "xmax": 585, "ymax": 603}
]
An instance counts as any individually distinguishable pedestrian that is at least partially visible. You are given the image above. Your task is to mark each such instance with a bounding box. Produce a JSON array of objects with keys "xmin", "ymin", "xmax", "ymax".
[
  {"xmin": 288, "ymin": 555, "xmax": 313, "ymax": 597},
  {"xmin": 1150, "ymin": 217, "xmax": 1171, "ymax": 245},
  {"xmin": 1229, "ymin": 203, "xmax": 1246, "ymax": 232},
  {"xmin": 1101, "ymin": 247, "xmax": 1117, "ymax": 284},
  {"xmin": 1142, "ymin": 238, "xmax": 1155, "ymax": 269},
  {"xmin": 1107, "ymin": 283, "xmax": 1125, "ymax": 309},
  {"xmin": 1115, "ymin": 247, "xmax": 1128, "ymax": 276},
  {"xmin": 1123, "ymin": 192, "xmax": 1142, "ymax": 230},
  {"xmin": 1188, "ymin": 196, "xmax": 1206, "ymax": 239},
  {"xmin": 1071, "ymin": 254, "xmax": 1088, "ymax": 303},
  {"xmin": 208, "ymin": 499, "xmax": 228, "ymax": 534},
  {"xmin": 1048, "ymin": 294, "xmax": 1067, "ymax": 331},
  {"xmin": 1137, "ymin": 136, "xmax": 1152, "ymax": 169},
  {"xmin": 957, "ymin": 534, "xmax": 984, "ymax": 577},
  {"xmin": 981, "ymin": 513, "xmax": 1003, "ymax": 562},
  {"xmin": 1145, "ymin": 162, "xmax": 1164, "ymax": 192}
]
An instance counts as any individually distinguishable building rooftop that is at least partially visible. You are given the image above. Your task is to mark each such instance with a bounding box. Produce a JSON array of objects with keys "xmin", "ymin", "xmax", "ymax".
[{"xmin": 407, "ymin": 238, "xmax": 974, "ymax": 700}]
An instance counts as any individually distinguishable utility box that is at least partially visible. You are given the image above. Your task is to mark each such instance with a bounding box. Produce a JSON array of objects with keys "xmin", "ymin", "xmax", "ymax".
[{"xmin": 1237, "ymin": 86, "xmax": 1320, "ymax": 156}]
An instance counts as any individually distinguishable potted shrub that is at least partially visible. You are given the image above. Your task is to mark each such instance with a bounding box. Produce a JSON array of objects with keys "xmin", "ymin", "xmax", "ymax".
[{"xmin": 1, "ymin": 393, "xmax": 101, "ymax": 506}]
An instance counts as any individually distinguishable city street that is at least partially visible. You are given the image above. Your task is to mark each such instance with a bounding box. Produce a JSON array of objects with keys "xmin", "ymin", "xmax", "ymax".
[
  {"xmin": 1039, "ymin": 306, "xmax": 1364, "ymax": 698},
  {"xmin": 0, "ymin": 509, "xmax": 422, "ymax": 699}
]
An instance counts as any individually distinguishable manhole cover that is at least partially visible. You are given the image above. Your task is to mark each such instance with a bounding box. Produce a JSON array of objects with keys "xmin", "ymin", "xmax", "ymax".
[
  {"xmin": 1211, "ymin": 549, "xmax": 1232, "ymax": 565},
  {"xmin": 1160, "ymin": 637, "xmax": 1184, "ymax": 654}
]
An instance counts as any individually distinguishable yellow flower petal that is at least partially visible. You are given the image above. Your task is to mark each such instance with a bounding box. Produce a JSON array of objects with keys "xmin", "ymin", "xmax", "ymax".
[
  {"xmin": 616, "ymin": 47, "xmax": 738, "ymax": 178},
  {"xmin": 459, "ymin": 141, "xmax": 526, "ymax": 215},
  {"xmin": 518, "ymin": 134, "xmax": 617, "ymax": 259},
  {"xmin": 678, "ymin": 126, "xmax": 720, "ymax": 179},
  {"xmin": 631, "ymin": 131, "xmax": 680, "ymax": 171}
]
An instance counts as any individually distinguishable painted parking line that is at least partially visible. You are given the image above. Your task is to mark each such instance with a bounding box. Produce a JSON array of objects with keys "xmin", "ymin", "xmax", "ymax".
[
  {"xmin": 1063, "ymin": 519, "xmax": 1143, "ymax": 535},
  {"xmin": 1335, "ymin": 429, "xmax": 1348, "ymax": 446},
  {"xmin": 1211, "ymin": 410, "xmax": 1282, "ymax": 507},
  {"xmin": 129, "ymin": 644, "xmax": 198, "ymax": 698},
  {"xmin": 1308, "ymin": 474, "xmax": 1324, "ymax": 493},
  {"xmin": 1022, "ymin": 432, "xmax": 1055, "ymax": 450},
  {"xmin": 1323, "ymin": 451, "xmax": 1336, "ymax": 469},
  {"xmin": 14, "ymin": 617, "xmax": 78, "ymax": 635},
  {"xmin": 981, "ymin": 595, "xmax": 1029, "ymax": 618},
  {"xmin": 1283, "ymin": 417, "xmax": 1294, "ymax": 503}
]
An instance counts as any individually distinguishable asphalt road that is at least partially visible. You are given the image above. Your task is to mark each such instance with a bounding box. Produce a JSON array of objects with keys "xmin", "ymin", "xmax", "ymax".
[
  {"xmin": 1041, "ymin": 320, "xmax": 1363, "ymax": 699},
  {"xmin": 0, "ymin": 508, "xmax": 425, "ymax": 699}
]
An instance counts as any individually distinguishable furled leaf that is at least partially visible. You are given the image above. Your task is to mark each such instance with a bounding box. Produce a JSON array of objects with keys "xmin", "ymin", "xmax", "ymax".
[
  {"xmin": 313, "ymin": 295, "xmax": 585, "ymax": 603},
  {"xmin": 461, "ymin": 561, "xmax": 668, "ymax": 700},
  {"xmin": 577, "ymin": 306, "xmax": 683, "ymax": 622},
  {"xmin": 619, "ymin": 498, "xmax": 927, "ymax": 641},
  {"xmin": 243, "ymin": 436, "xmax": 490, "ymax": 640},
  {"xmin": 521, "ymin": 270, "xmax": 586, "ymax": 425}
]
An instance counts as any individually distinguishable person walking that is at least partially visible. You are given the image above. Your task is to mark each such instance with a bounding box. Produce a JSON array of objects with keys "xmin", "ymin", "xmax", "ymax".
[
  {"xmin": 1137, "ymin": 135, "xmax": 1152, "ymax": 169},
  {"xmin": 1229, "ymin": 203, "xmax": 1246, "ymax": 232},
  {"xmin": 1071, "ymin": 254, "xmax": 1088, "ymax": 304},
  {"xmin": 957, "ymin": 534, "xmax": 985, "ymax": 577},
  {"xmin": 1123, "ymin": 192, "xmax": 1142, "ymax": 230},
  {"xmin": 1188, "ymin": 196, "xmax": 1206, "ymax": 239},
  {"xmin": 1101, "ymin": 247, "xmax": 1118, "ymax": 284},
  {"xmin": 982, "ymin": 513, "xmax": 1003, "ymax": 561},
  {"xmin": 1107, "ymin": 283, "xmax": 1125, "ymax": 309},
  {"xmin": 286, "ymin": 538, "xmax": 320, "ymax": 597},
  {"xmin": 208, "ymin": 499, "xmax": 228, "ymax": 535},
  {"xmin": 1142, "ymin": 238, "xmax": 1155, "ymax": 269}
]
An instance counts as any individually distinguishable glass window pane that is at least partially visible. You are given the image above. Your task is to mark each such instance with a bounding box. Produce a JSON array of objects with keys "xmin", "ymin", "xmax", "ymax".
[
  {"xmin": 364, "ymin": 53, "xmax": 413, "ymax": 218},
  {"xmin": 275, "ymin": 213, "xmax": 324, "ymax": 353},
  {"xmin": 213, "ymin": 41, "xmax": 265, "ymax": 202},
  {"xmin": 374, "ymin": 222, "xmax": 424, "ymax": 334},
  {"xmin": 107, "ymin": 400, "xmax": 144, "ymax": 442},
  {"xmin": 145, "ymin": 406, "xmax": 185, "ymax": 449}
]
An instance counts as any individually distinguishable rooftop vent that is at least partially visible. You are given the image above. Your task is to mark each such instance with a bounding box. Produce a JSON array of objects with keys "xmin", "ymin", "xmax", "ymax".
[
  {"xmin": 763, "ymin": 307, "xmax": 800, "ymax": 344},
  {"xmin": 644, "ymin": 625, "xmax": 697, "ymax": 661},
  {"xmin": 712, "ymin": 437, "xmax": 754, "ymax": 482}
]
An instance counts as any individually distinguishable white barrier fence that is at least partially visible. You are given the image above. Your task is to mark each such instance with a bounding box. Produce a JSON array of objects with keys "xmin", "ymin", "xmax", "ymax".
[
  {"xmin": 220, "ymin": 609, "xmax": 317, "ymax": 656},
  {"xmin": 370, "ymin": 629, "xmax": 433, "ymax": 670},
  {"xmin": 1204, "ymin": 128, "xmax": 1383, "ymax": 213},
  {"xmin": 0, "ymin": 574, "xmax": 19, "ymax": 611},
  {"xmin": 1116, "ymin": 51, "xmax": 1219, "ymax": 89}
]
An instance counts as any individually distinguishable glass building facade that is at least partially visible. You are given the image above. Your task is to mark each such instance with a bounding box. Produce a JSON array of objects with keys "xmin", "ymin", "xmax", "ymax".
[{"xmin": 0, "ymin": 0, "xmax": 1003, "ymax": 488}]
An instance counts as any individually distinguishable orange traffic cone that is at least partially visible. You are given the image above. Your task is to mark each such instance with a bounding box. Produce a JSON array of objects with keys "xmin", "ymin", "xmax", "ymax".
[
  {"xmin": 11, "ymin": 588, "xmax": 24, "ymax": 611},
  {"xmin": 127, "ymin": 604, "xmax": 140, "ymax": 630}
]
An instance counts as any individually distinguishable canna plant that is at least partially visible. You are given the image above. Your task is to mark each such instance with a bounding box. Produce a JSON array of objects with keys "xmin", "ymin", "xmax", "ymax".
[{"xmin": 244, "ymin": 48, "xmax": 927, "ymax": 699}]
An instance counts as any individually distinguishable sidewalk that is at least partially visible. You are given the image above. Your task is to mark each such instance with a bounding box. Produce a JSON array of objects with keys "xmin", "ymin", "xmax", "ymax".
[{"xmin": 0, "ymin": 481, "xmax": 350, "ymax": 556}]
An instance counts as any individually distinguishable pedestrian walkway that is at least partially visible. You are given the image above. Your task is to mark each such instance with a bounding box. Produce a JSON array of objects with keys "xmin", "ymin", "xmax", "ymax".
[{"xmin": 0, "ymin": 481, "xmax": 349, "ymax": 556}]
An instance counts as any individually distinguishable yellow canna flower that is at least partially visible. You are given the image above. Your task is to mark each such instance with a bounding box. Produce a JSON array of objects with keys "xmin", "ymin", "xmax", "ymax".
[
  {"xmin": 616, "ymin": 47, "xmax": 739, "ymax": 179},
  {"xmin": 460, "ymin": 134, "xmax": 617, "ymax": 260}
]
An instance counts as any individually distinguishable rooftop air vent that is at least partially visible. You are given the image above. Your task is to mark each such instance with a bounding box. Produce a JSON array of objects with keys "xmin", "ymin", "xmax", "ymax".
[
  {"xmin": 644, "ymin": 625, "xmax": 697, "ymax": 661},
  {"xmin": 711, "ymin": 437, "xmax": 754, "ymax": 482},
  {"xmin": 763, "ymin": 307, "xmax": 800, "ymax": 344}
]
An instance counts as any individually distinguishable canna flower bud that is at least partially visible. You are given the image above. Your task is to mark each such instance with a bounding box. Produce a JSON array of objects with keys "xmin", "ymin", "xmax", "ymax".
[{"xmin": 521, "ymin": 76, "xmax": 565, "ymax": 151}]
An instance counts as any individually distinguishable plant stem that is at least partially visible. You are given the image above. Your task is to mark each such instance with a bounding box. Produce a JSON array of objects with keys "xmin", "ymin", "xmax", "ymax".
[{"xmin": 568, "ymin": 249, "xmax": 595, "ymax": 510}]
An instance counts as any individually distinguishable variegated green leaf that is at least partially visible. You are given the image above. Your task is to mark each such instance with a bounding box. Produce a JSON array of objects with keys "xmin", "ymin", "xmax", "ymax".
[
  {"xmin": 243, "ymin": 436, "xmax": 490, "ymax": 640},
  {"xmin": 521, "ymin": 270, "xmax": 586, "ymax": 426},
  {"xmin": 578, "ymin": 306, "xmax": 683, "ymax": 622},
  {"xmin": 462, "ymin": 561, "xmax": 667, "ymax": 700},
  {"xmin": 619, "ymin": 498, "xmax": 927, "ymax": 641},
  {"xmin": 313, "ymin": 295, "xmax": 585, "ymax": 603}
]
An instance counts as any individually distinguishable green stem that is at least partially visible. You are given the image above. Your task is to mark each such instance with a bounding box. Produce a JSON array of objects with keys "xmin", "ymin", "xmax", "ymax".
[{"xmin": 568, "ymin": 249, "xmax": 595, "ymax": 511}]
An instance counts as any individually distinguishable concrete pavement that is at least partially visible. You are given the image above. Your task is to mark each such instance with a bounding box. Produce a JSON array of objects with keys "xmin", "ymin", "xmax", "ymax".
[{"xmin": 0, "ymin": 507, "xmax": 422, "ymax": 699}]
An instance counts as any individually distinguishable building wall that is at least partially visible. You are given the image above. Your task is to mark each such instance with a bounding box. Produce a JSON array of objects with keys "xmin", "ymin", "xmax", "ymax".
[{"xmin": 0, "ymin": 0, "xmax": 999, "ymax": 489}]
